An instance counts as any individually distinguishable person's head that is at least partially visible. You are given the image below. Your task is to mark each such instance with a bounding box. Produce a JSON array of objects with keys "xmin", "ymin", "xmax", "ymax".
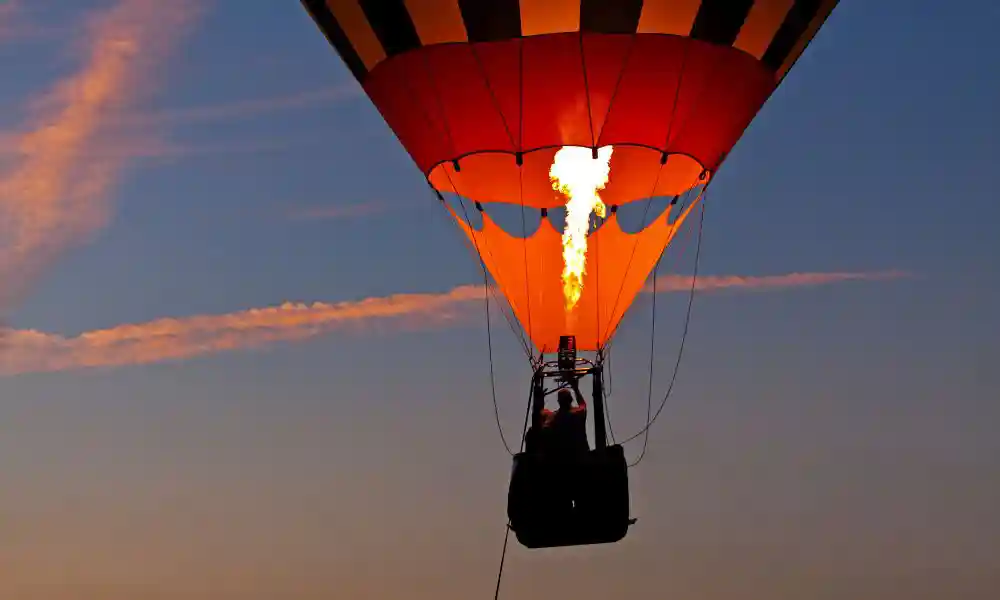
[{"xmin": 557, "ymin": 389, "xmax": 573, "ymax": 410}]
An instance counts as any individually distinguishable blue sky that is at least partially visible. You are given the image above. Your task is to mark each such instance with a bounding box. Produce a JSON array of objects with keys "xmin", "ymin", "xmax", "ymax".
[{"xmin": 1, "ymin": 1, "xmax": 998, "ymax": 598}]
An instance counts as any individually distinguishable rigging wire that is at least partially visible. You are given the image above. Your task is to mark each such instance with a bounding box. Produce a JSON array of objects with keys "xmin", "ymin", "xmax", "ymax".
[
  {"xmin": 486, "ymin": 283, "xmax": 545, "ymax": 456},
  {"xmin": 425, "ymin": 184, "xmax": 530, "ymax": 456},
  {"xmin": 631, "ymin": 251, "xmax": 663, "ymax": 466},
  {"xmin": 483, "ymin": 271, "xmax": 514, "ymax": 456},
  {"xmin": 493, "ymin": 523, "xmax": 512, "ymax": 600},
  {"xmin": 621, "ymin": 190, "xmax": 707, "ymax": 452},
  {"xmin": 454, "ymin": 191, "xmax": 535, "ymax": 361},
  {"xmin": 427, "ymin": 183, "xmax": 535, "ymax": 362},
  {"xmin": 594, "ymin": 348, "xmax": 618, "ymax": 445},
  {"xmin": 597, "ymin": 184, "xmax": 703, "ymax": 464},
  {"xmin": 599, "ymin": 177, "xmax": 705, "ymax": 357},
  {"xmin": 490, "ymin": 194, "xmax": 707, "ymax": 591},
  {"xmin": 602, "ymin": 363, "xmax": 618, "ymax": 445},
  {"xmin": 626, "ymin": 185, "xmax": 702, "ymax": 465},
  {"xmin": 494, "ymin": 374, "xmax": 536, "ymax": 600}
]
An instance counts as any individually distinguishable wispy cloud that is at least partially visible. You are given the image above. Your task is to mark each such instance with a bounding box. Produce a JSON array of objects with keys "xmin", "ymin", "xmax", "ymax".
[
  {"xmin": 645, "ymin": 269, "xmax": 912, "ymax": 293},
  {"xmin": 0, "ymin": 270, "xmax": 909, "ymax": 376},
  {"xmin": 0, "ymin": 0, "xmax": 367, "ymax": 322},
  {"xmin": 2, "ymin": 89, "xmax": 354, "ymax": 160},
  {"xmin": 0, "ymin": 285, "xmax": 484, "ymax": 376},
  {"xmin": 0, "ymin": 0, "xmax": 201, "ymax": 314},
  {"xmin": 0, "ymin": 135, "xmax": 312, "ymax": 161},
  {"xmin": 116, "ymin": 84, "xmax": 362, "ymax": 127},
  {"xmin": 287, "ymin": 201, "xmax": 393, "ymax": 222}
]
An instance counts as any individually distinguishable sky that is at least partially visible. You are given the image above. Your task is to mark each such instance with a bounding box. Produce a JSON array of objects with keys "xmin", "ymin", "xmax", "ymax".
[{"xmin": 0, "ymin": 1, "xmax": 998, "ymax": 598}]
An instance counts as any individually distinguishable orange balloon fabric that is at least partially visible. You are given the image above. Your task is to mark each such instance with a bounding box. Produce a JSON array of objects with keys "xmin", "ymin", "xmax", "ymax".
[
  {"xmin": 448, "ymin": 198, "xmax": 702, "ymax": 352},
  {"xmin": 301, "ymin": 0, "xmax": 839, "ymax": 352}
]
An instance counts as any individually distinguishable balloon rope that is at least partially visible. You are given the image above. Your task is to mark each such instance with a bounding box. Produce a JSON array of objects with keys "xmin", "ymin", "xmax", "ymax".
[
  {"xmin": 621, "ymin": 191, "xmax": 706, "ymax": 452},
  {"xmin": 632, "ymin": 248, "xmax": 663, "ymax": 465},
  {"xmin": 493, "ymin": 523, "xmax": 511, "ymax": 600},
  {"xmin": 410, "ymin": 46, "xmax": 533, "ymax": 361},
  {"xmin": 439, "ymin": 179, "xmax": 534, "ymax": 361},
  {"xmin": 493, "ymin": 384, "xmax": 534, "ymax": 599}
]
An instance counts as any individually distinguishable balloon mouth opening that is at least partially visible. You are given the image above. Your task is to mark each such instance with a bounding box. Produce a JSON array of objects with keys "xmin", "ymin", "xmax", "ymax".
[
  {"xmin": 441, "ymin": 143, "xmax": 709, "ymax": 353},
  {"xmin": 427, "ymin": 144, "xmax": 709, "ymax": 210}
]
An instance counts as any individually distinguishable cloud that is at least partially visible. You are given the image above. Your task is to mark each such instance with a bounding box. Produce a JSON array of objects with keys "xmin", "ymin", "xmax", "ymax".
[
  {"xmin": 0, "ymin": 135, "xmax": 312, "ymax": 161},
  {"xmin": 0, "ymin": 285, "xmax": 485, "ymax": 376},
  {"xmin": 0, "ymin": 0, "xmax": 200, "ymax": 314},
  {"xmin": 645, "ymin": 269, "xmax": 912, "ymax": 293},
  {"xmin": 0, "ymin": 271, "xmax": 909, "ymax": 376},
  {"xmin": 115, "ymin": 84, "xmax": 362, "ymax": 127}
]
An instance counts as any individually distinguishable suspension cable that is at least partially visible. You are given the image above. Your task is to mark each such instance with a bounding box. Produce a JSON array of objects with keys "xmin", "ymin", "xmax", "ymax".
[
  {"xmin": 602, "ymin": 364, "xmax": 618, "ymax": 445},
  {"xmin": 493, "ymin": 522, "xmax": 512, "ymax": 600},
  {"xmin": 494, "ymin": 373, "xmax": 536, "ymax": 600},
  {"xmin": 630, "ymin": 250, "xmax": 663, "ymax": 465},
  {"xmin": 483, "ymin": 271, "xmax": 515, "ymax": 456},
  {"xmin": 621, "ymin": 191, "xmax": 707, "ymax": 452},
  {"xmin": 624, "ymin": 188, "xmax": 700, "ymax": 464}
]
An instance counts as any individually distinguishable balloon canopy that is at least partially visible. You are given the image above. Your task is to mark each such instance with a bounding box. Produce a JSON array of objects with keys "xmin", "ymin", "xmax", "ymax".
[{"xmin": 300, "ymin": 0, "xmax": 838, "ymax": 353}]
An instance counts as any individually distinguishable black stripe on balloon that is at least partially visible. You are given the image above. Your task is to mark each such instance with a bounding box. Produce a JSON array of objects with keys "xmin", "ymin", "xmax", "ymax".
[
  {"xmin": 359, "ymin": 0, "xmax": 422, "ymax": 57},
  {"xmin": 580, "ymin": 0, "xmax": 643, "ymax": 34},
  {"xmin": 690, "ymin": 0, "xmax": 754, "ymax": 47},
  {"xmin": 459, "ymin": 0, "xmax": 521, "ymax": 42},
  {"xmin": 761, "ymin": 0, "xmax": 823, "ymax": 70},
  {"xmin": 300, "ymin": 0, "xmax": 367, "ymax": 81}
]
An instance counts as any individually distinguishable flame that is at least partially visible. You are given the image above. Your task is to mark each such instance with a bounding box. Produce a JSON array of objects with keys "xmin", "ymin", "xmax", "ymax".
[{"xmin": 549, "ymin": 145, "xmax": 614, "ymax": 312}]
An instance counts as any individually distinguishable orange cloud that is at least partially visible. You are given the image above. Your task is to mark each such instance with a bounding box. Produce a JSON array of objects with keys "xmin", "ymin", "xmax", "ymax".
[
  {"xmin": 0, "ymin": 0, "xmax": 200, "ymax": 314},
  {"xmin": 646, "ymin": 269, "xmax": 912, "ymax": 292},
  {"xmin": 0, "ymin": 285, "xmax": 485, "ymax": 376},
  {"xmin": 0, "ymin": 271, "xmax": 908, "ymax": 376}
]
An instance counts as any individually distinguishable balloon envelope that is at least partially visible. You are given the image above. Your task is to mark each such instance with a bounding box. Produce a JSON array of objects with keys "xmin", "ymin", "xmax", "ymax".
[{"xmin": 300, "ymin": 0, "xmax": 839, "ymax": 352}]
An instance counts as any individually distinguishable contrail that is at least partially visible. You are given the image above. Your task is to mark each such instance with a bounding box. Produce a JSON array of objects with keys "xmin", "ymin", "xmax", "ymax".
[
  {"xmin": 0, "ymin": 271, "xmax": 908, "ymax": 376},
  {"xmin": 646, "ymin": 269, "xmax": 913, "ymax": 292},
  {"xmin": 0, "ymin": 0, "xmax": 200, "ymax": 315}
]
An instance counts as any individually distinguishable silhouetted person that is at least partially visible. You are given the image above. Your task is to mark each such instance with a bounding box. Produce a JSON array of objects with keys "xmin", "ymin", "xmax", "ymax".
[
  {"xmin": 524, "ymin": 379, "xmax": 588, "ymax": 460},
  {"xmin": 523, "ymin": 405, "xmax": 554, "ymax": 455},
  {"xmin": 543, "ymin": 378, "xmax": 589, "ymax": 461},
  {"xmin": 540, "ymin": 378, "xmax": 589, "ymax": 514}
]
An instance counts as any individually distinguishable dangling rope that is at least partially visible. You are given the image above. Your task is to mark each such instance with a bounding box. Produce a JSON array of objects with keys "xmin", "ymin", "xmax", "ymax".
[
  {"xmin": 494, "ymin": 377, "xmax": 536, "ymax": 600},
  {"xmin": 493, "ymin": 523, "xmax": 512, "ymax": 600}
]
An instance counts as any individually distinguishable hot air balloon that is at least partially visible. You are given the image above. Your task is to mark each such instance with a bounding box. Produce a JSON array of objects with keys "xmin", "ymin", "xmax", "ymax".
[{"xmin": 298, "ymin": 0, "xmax": 839, "ymax": 549}]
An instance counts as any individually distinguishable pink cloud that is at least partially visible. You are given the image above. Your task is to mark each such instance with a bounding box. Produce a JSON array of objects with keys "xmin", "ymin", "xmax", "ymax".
[
  {"xmin": 0, "ymin": 271, "xmax": 909, "ymax": 376},
  {"xmin": 646, "ymin": 270, "xmax": 913, "ymax": 292},
  {"xmin": 0, "ymin": 285, "xmax": 485, "ymax": 376},
  {"xmin": 0, "ymin": 0, "xmax": 201, "ymax": 314}
]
